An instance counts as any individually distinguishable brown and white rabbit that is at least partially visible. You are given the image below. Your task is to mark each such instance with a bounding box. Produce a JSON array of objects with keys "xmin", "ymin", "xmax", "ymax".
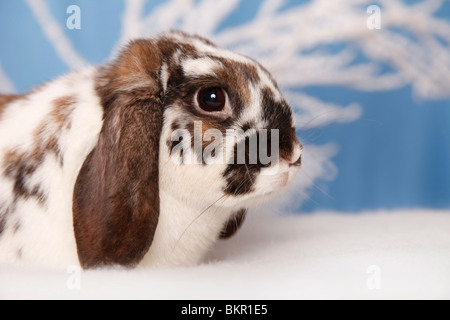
[{"xmin": 0, "ymin": 31, "xmax": 302, "ymax": 269}]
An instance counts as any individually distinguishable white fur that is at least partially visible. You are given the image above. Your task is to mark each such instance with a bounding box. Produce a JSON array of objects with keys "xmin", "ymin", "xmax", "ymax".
[
  {"xmin": 139, "ymin": 77, "xmax": 302, "ymax": 267},
  {"xmin": 239, "ymin": 83, "xmax": 264, "ymax": 126},
  {"xmin": 141, "ymin": 106, "xmax": 239, "ymax": 267},
  {"xmin": 0, "ymin": 67, "xmax": 103, "ymax": 269},
  {"xmin": 182, "ymin": 56, "xmax": 222, "ymax": 78},
  {"xmin": 160, "ymin": 62, "xmax": 169, "ymax": 92},
  {"xmin": 0, "ymin": 33, "xmax": 301, "ymax": 270}
]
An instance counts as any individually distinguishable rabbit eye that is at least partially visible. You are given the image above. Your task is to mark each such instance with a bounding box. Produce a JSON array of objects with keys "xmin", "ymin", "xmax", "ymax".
[{"xmin": 196, "ymin": 87, "xmax": 226, "ymax": 112}]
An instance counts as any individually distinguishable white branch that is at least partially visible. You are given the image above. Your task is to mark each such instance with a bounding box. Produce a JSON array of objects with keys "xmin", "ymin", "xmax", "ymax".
[
  {"xmin": 0, "ymin": 63, "xmax": 16, "ymax": 94},
  {"xmin": 113, "ymin": 0, "xmax": 147, "ymax": 56},
  {"xmin": 285, "ymin": 91, "xmax": 362, "ymax": 130},
  {"xmin": 110, "ymin": 0, "xmax": 450, "ymax": 98}
]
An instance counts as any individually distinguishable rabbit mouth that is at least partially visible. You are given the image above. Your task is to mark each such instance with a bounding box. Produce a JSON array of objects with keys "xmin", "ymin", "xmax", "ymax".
[
  {"xmin": 221, "ymin": 136, "xmax": 302, "ymax": 197},
  {"xmin": 220, "ymin": 164, "xmax": 301, "ymax": 209},
  {"xmin": 259, "ymin": 160, "xmax": 301, "ymax": 194},
  {"xmin": 222, "ymin": 153, "xmax": 302, "ymax": 202}
]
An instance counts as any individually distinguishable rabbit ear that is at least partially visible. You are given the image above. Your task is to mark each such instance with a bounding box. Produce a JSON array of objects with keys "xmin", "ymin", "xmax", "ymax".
[{"xmin": 73, "ymin": 40, "xmax": 163, "ymax": 269}]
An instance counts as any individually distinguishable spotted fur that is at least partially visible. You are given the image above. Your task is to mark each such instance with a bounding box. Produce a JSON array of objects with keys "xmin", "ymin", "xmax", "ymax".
[{"xmin": 0, "ymin": 31, "xmax": 302, "ymax": 269}]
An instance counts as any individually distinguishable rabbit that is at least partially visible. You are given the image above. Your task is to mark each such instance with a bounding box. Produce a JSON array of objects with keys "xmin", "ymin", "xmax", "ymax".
[{"xmin": 0, "ymin": 31, "xmax": 302, "ymax": 270}]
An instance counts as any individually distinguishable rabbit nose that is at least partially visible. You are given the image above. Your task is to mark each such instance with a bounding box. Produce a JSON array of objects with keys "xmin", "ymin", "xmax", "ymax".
[{"xmin": 282, "ymin": 142, "xmax": 302, "ymax": 167}]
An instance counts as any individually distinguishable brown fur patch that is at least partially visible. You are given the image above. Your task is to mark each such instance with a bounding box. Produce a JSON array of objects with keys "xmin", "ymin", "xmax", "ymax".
[
  {"xmin": 157, "ymin": 36, "xmax": 198, "ymax": 61},
  {"xmin": 260, "ymin": 87, "xmax": 297, "ymax": 161},
  {"xmin": 1, "ymin": 95, "xmax": 77, "ymax": 206},
  {"xmin": 96, "ymin": 39, "xmax": 163, "ymax": 113},
  {"xmin": 211, "ymin": 59, "xmax": 260, "ymax": 111},
  {"xmin": 0, "ymin": 215, "xmax": 6, "ymax": 235},
  {"xmin": 0, "ymin": 203, "xmax": 14, "ymax": 237},
  {"xmin": 2, "ymin": 150, "xmax": 47, "ymax": 205},
  {"xmin": 74, "ymin": 40, "xmax": 164, "ymax": 269},
  {"xmin": 31, "ymin": 95, "xmax": 77, "ymax": 166},
  {"xmin": 13, "ymin": 220, "xmax": 21, "ymax": 234},
  {"xmin": 73, "ymin": 99, "xmax": 163, "ymax": 269},
  {"xmin": 51, "ymin": 96, "xmax": 77, "ymax": 130},
  {"xmin": 220, "ymin": 208, "xmax": 247, "ymax": 239}
]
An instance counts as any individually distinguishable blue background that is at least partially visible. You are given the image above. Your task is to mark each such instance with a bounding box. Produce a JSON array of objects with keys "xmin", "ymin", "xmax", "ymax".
[{"xmin": 0, "ymin": 0, "xmax": 449, "ymax": 213}]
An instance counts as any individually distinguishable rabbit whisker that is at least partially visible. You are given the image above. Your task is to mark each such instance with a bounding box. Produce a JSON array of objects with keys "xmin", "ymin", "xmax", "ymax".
[{"xmin": 168, "ymin": 193, "xmax": 228, "ymax": 259}]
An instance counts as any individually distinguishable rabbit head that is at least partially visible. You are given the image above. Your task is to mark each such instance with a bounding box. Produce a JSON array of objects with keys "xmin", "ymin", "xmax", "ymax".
[{"xmin": 73, "ymin": 31, "xmax": 302, "ymax": 268}]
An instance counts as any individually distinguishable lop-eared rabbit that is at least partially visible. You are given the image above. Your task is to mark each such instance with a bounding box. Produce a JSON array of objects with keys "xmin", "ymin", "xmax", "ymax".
[{"xmin": 0, "ymin": 31, "xmax": 302, "ymax": 269}]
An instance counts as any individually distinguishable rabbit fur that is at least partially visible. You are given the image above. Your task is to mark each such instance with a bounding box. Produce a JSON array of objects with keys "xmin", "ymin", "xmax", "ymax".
[{"xmin": 0, "ymin": 31, "xmax": 302, "ymax": 269}]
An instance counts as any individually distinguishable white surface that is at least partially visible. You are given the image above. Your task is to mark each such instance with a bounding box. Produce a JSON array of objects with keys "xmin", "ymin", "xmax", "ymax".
[{"xmin": 1, "ymin": 209, "xmax": 449, "ymax": 300}]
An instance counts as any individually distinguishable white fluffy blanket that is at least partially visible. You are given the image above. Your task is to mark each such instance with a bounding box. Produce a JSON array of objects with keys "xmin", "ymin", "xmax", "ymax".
[{"xmin": 1, "ymin": 210, "xmax": 449, "ymax": 299}]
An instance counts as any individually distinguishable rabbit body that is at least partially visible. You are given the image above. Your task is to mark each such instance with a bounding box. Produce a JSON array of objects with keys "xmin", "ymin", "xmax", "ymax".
[
  {"xmin": 0, "ymin": 32, "xmax": 302, "ymax": 269},
  {"xmin": 0, "ymin": 68, "xmax": 102, "ymax": 267}
]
